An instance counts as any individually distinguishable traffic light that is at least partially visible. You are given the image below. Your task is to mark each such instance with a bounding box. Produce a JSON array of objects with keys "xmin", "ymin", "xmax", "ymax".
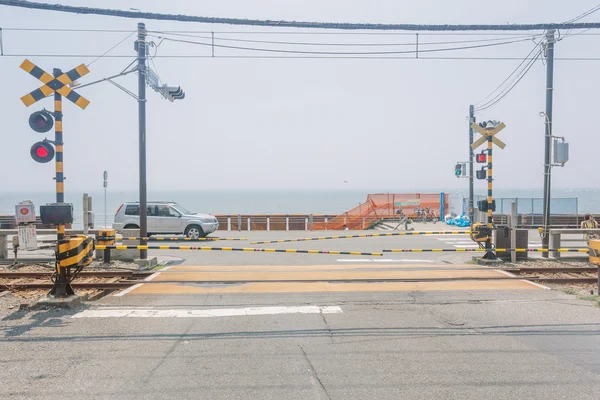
[
  {"xmin": 29, "ymin": 110, "xmax": 54, "ymax": 133},
  {"xmin": 160, "ymin": 85, "xmax": 185, "ymax": 102},
  {"xmin": 455, "ymin": 163, "xmax": 463, "ymax": 177},
  {"xmin": 477, "ymin": 200, "xmax": 496, "ymax": 212},
  {"xmin": 30, "ymin": 141, "xmax": 55, "ymax": 163},
  {"xmin": 476, "ymin": 151, "xmax": 487, "ymax": 164},
  {"xmin": 476, "ymin": 168, "xmax": 487, "ymax": 180}
]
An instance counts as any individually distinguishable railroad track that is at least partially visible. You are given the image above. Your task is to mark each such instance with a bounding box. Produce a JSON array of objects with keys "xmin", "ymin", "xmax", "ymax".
[{"xmin": 0, "ymin": 268, "xmax": 597, "ymax": 291}]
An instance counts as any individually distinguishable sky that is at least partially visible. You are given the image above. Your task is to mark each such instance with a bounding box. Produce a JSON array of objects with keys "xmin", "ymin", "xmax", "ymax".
[{"xmin": 1, "ymin": 0, "xmax": 600, "ymax": 193}]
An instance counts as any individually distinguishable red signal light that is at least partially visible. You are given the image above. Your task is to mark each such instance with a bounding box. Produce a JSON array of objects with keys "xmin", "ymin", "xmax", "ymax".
[
  {"xmin": 476, "ymin": 153, "xmax": 487, "ymax": 163},
  {"xmin": 30, "ymin": 141, "xmax": 55, "ymax": 163},
  {"xmin": 36, "ymin": 146, "xmax": 49, "ymax": 158}
]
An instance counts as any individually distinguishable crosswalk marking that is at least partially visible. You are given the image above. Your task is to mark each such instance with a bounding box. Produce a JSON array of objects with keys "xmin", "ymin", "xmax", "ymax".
[{"xmin": 72, "ymin": 305, "xmax": 343, "ymax": 319}]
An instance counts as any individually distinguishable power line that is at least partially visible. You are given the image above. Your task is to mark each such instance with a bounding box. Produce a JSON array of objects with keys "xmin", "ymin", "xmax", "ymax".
[
  {"xmin": 149, "ymin": 30, "xmax": 543, "ymax": 47},
  {"xmin": 474, "ymin": 40, "xmax": 542, "ymax": 107},
  {"xmin": 475, "ymin": 49, "xmax": 542, "ymax": 112},
  {"xmin": 87, "ymin": 30, "xmax": 135, "ymax": 66},
  {"xmin": 2, "ymin": 53, "xmax": 600, "ymax": 61},
  {"xmin": 152, "ymin": 35, "xmax": 536, "ymax": 56},
  {"xmin": 564, "ymin": 3, "xmax": 600, "ymax": 24},
  {"xmin": 2, "ymin": 0, "xmax": 600, "ymax": 31}
]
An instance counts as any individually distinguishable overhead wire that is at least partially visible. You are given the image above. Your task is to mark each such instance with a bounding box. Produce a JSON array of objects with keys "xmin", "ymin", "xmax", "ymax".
[
  {"xmin": 562, "ymin": 3, "xmax": 600, "ymax": 38},
  {"xmin": 5, "ymin": 27, "xmax": 600, "ymax": 36},
  {"xmin": 474, "ymin": 48, "xmax": 542, "ymax": 112},
  {"xmin": 474, "ymin": 39, "xmax": 542, "ymax": 107},
  {"xmin": 148, "ymin": 30, "xmax": 543, "ymax": 47},
  {"xmin": 87, "ymin": 30, "xmax": 135, "ymax": 66},
  {"xmin": 2, "ymin": 53, "xmax": 600, "ymax": 61},
  {"xmin": 150, "ymin": 34, "xmax": 537, "ymax": 56},
  {"xmin": 1, "ymin": 0, "xmax": 600, "ymax": 31}
]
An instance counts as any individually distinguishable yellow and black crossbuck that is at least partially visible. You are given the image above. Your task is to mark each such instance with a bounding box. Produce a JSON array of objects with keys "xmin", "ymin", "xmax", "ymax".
[{"xmin": 20, "ymin": 59, "xmax": 90, "ymax": 109}]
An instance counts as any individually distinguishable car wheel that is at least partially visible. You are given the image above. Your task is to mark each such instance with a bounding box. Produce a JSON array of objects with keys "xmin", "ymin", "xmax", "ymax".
[{"xmin": 185, "ymin": 224, "xmax": 205, "ymax": 239}]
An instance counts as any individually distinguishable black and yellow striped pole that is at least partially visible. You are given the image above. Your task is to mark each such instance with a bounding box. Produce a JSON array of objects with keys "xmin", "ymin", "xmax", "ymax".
[
  {"xmin": 51, "ymin": 68, "xmax": 70, "ymax": 296},
  {"xmin": 53, "ymin": 68, "xmax": 65, "ymax": 242},
  {"xmin": 471, "ymin": 120, "xmax": 506, "ymax": 260},
  {"xmin": 485, "ymin": 127, "xmax": 493, "ymax": 258}
]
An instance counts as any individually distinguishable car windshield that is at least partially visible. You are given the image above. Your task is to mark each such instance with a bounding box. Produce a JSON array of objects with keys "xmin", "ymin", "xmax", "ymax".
[{"xmin": 171, "ymin": 204, "xmax": 193, "ymax": 215}]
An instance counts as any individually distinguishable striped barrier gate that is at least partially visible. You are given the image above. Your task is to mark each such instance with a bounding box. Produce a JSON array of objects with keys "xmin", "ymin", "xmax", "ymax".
[
  {"xmin": 99, "ymin": 237, "xmax": 247, "ymax": 242},
  {"xmin": 383, "ymin": 248, "xmax": 589, "ymax": 253},
  {"xmin": 95, "ymin": 245, "xmax": 383, "ymax": 257},
  {"xmin": 251, "ymin": 231, "xmax": 470, "ymax": 245}
]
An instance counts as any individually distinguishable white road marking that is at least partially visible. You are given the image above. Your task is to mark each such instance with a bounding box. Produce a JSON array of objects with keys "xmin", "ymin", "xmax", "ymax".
[
  {"xmin": 372, "ymin": 259, "xmax": 434, "ymax": 263},
  {"xmin": 113, "ymin": 267, "xmax": 171, "ymax": 297},
  {"xmin": 495, "ymin": 269, "xmax": 551, "ymax": 290},
  {"xmin": 71, "ymin": 305, "xmax": 343, "ymax": 319},
  {"xmin": 336, "ymin": 259, "xmax": 434, "ymax": 263}
]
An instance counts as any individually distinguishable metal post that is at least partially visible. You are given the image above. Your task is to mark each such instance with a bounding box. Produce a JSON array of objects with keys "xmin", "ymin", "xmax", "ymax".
[
  {"xmin": 483, "ymin": 132, "xmax": 496, "ymax": 259},
  {"xmin": 542, "ymin": 30, "xmax": 555, "ymax": 258},
  {"xmin": 137, "ymin": 22, "xmax": 148, "ymax": 260},
  {"xmin": 468, "ymin": 105, "xmax": 475, "ymax": 223},
  {"xmin": 50, "ymin": 69, "xmax": 72, "ymax": 297}
]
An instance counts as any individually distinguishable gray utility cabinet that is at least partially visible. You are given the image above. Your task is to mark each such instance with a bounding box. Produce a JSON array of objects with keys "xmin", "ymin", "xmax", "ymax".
[{"xmin": 494, "ymin": 227, "xmax": 529, "ymax": 261}]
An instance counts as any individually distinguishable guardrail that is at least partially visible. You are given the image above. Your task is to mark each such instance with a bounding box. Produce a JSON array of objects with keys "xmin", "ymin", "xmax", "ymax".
[{"xmin": 548, "ymin": 228, "xmax": 600, "ymax": 258}]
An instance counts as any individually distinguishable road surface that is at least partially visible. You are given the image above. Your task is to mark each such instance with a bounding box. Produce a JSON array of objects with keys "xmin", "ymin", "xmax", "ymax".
[{"xmin": 1, "ymin": 231, "xmax": 599, "ymax": 399}]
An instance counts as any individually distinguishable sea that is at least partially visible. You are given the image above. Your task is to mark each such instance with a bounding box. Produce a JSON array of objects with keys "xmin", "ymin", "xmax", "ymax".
[{"xmin": 1, "ymin": 188, "xmax": 598, "ymax": 229}]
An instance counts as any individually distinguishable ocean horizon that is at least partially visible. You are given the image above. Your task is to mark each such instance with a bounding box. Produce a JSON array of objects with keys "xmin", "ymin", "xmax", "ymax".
[{"xmin": 1, "ymin": 188, "xmax": 598, "ymax": 229}]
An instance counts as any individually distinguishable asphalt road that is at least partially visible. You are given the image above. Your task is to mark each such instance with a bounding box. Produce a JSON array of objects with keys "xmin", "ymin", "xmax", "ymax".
[{"xmin": 1, "ymin": 230, "xmax": 599, "ymax": 399}]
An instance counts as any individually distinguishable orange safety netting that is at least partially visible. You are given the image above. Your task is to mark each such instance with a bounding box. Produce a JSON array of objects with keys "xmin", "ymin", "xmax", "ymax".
[{"xmin": 312, "ymin": 193, "xmax": 448, "ymax": 230}]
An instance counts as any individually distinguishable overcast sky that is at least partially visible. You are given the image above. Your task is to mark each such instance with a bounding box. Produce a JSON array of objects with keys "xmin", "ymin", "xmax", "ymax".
[{"xmin": 1, "ymin": 0, "xmax": 599, "ymax": 192}]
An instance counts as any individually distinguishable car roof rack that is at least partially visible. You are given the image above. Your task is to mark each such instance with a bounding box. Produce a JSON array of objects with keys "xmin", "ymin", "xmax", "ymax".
[{"xmin": 127, "ymin": 201, "xmax": 175, "ymax": 204}]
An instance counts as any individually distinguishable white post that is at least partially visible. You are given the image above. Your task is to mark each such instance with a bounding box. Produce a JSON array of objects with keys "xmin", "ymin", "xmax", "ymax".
[
  {"xmin": 286, "ymin": 216, "xmax": 290, "ymax": 231},
  {"xmin": 267, "ymin": 216, "xmax": 270, "ymax": 231},
  {"xmin": 247, "ymin": 217, "xmax": 251, "ymax": 231},
  {"xmin": 83, "ymin": 193, "xmax": 89, "ymax": 235},
  {"xmin": 510, "ymin": 202, "xmax": 517, "ymax": 263},
  {"xmin": 305, "ymin": 217, "xmax": 308, "ymax": 231},
  {"xmin": 103, "ymin": 170, "xmax": 108, "ymax": 228},
  {"xmin": 227, "ymin": 217, "xmax": 231, "ymax": 231}
]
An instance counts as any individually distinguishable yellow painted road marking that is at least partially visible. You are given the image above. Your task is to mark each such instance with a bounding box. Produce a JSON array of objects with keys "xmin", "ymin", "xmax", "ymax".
[
  {"xmin": 122, "ymin": 263, "xmax": 540, "ymax": 295},
  {"xmin": 129, "ymin": 280, "xmax": 537, "ymax": 294}
]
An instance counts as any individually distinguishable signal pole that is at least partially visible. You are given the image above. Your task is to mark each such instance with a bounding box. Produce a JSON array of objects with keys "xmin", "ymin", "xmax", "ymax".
[
  {"xmin": 51, "ymin": 67, "xmax": 70, "ymax": 296},
  {"xmin": 484, "ymin": 128, "xmax": 494, "ymax": 259},
  {"xmin": 542, "ymin": 30, "xmax": 555, "ymax": 258},
  {"xmin": 136, "ymin": 22, "xmax": 148, "ymax": 260},
  {"xmin": 468, "ymin": 105, "xmax": 475, "ymax": 223}
]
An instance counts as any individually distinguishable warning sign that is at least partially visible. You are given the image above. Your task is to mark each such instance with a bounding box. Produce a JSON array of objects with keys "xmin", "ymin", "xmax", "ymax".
[
  {"xmin": 15, "ymin": 203, "xmax": 36, "ymax": 224},
  {"xmin": 18, "ymin": 225, "xmax": 38, "ymax": 251}
]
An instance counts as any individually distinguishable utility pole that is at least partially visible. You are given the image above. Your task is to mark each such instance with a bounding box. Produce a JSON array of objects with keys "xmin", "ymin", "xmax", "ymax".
[
  {"xmin": 136, "ymin": 22, "xmax": 148, "ymax": 260},
  {"xmin": 542, "ymin": 29, "xmax": 555, "ymax": 258},
  {"xmin": 468, "ymin": 105, "xmax": 475, "ymax": 223}
]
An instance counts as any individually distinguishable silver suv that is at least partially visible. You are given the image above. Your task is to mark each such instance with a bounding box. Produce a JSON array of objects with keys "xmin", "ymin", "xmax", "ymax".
[{"xmin": 113, "ymin": 201, "xmax": 219, "ymax": 238}]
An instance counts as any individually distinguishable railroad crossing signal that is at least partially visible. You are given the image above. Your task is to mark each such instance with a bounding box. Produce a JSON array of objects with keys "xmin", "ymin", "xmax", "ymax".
[
  {"xmin": 19, "ymin": 59, "xmax": 92, "ymax": 298},
  {"xmin": 471, "ymin": 121, "xmax": 506, "ymax": 150},
  {"xmin": 469, "ymin": 120, "xmax": 506, "ymax": 260},
  {"xmin": 19, "ymin": 59, "xmax": 90, "ymax": 109}
]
